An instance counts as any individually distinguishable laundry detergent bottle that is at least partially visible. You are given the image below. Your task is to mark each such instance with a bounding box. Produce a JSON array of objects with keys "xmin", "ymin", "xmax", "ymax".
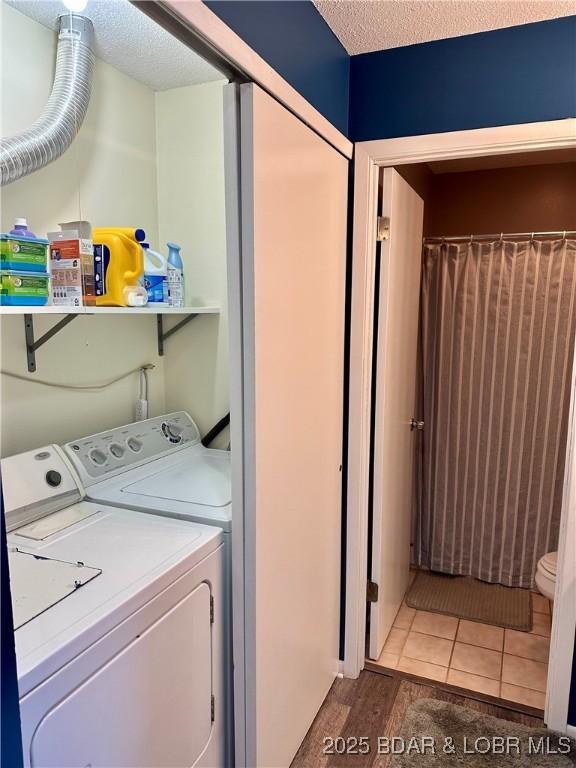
[
  {"xmin": 93, "ymin": 227, "xmax": 145, "ymax": 306},
  {"xmin": 9, "ymin": 218, "xmax": 36, "ymax": 238},
  {"xmin": 167, "ymin": 242, "xmax": 184, "ymax": 308},
  {"xmin": 142, "ymin": 243, "xmax": 168, "ymax": 304}
]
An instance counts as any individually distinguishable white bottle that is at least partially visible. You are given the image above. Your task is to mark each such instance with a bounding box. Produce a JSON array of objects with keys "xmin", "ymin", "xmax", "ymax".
[
  {"xmin": 166, "ymin": 242, "xmax": 184, "ymax": 308},
  {"xmin": 142, "ymin": 243, "xmax": 168, "ymax": 304}
]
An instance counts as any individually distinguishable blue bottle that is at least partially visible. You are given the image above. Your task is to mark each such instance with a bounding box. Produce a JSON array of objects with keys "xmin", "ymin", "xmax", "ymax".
[{"xmin": 166, "ymin": 242, "xmax": 184, "ymax": 308}]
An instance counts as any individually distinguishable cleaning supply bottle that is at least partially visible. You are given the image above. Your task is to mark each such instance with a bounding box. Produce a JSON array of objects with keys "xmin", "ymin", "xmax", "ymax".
[
  {"xmin": 167, "ymin": 242, "xmax": 184, "ymax": 308},
  {"xmin": 9, "ymin": 218, "xmax": 36, "ymax": 238},
  {"xmin": 92, "ymin": 227, "xmax": 145, "ymax": 307},
  {"xmin": 142, "ymin": 243, "xmax": 168, "ymax": 304}
]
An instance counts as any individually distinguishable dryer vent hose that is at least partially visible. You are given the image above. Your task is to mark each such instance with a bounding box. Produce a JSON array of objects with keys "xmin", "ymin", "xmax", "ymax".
[{"xmin": 0, "ymin": 14, "xmax": 94, "ymax": 186}]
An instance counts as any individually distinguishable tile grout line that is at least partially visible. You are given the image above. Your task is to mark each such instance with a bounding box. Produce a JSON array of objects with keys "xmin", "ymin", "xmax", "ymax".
[
  {"xmin": 498, "ymin": 627, "xmax": 505, "ymax": 697},
  {"xmin": 444, "ymin": 618, "xmax": 460, "ymax": 683},
  {"xmin": 396, "ymin": 605, "xmax": 412, "ymax": 672}
]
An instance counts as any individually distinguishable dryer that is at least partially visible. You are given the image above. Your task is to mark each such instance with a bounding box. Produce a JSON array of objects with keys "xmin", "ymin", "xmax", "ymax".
[{"xmin": 2, "ymin": 444, "xmax": 225, "ymax": 768}]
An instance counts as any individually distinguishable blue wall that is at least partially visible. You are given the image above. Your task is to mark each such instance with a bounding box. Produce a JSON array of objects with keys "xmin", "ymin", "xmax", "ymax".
[
  {"xmin": 350, "ymin": 16, "xmax": 576, "ymax": 141},
  {"xmin": 203, "ymin": 6, "xmax": 575, "ymax": 144},
  {"xmin": 205, "ymin": 0, "xmax": 350, "ymax": 135}
]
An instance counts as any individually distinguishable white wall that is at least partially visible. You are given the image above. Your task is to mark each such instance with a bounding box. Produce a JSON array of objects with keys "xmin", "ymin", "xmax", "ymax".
[
  {"xmin": 0, "ymin": 6, "xmax": 229, "ymax": 456},
  {"xmin": 155, "ymin": 83, "xmax": 229, "ymax": 446}
]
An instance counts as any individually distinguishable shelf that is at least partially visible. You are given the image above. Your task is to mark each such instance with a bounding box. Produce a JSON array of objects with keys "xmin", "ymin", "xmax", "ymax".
[
  {"xmin": 0, "ymin": 305, "xmax": 219, "ymax": 315},
  {"xmin": 6, "ymin": 306, "xmax": 219, "ymax": 373}
]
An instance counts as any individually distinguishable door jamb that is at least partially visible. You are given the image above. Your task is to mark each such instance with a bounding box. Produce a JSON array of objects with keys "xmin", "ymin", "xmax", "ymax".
[
  {"xmin": 547, "ymin": 343, "xmax": 576, "ymax": 735},
  {"xmin": 345, "ymin": 119, "xmax": 576, "ymax": 733}
]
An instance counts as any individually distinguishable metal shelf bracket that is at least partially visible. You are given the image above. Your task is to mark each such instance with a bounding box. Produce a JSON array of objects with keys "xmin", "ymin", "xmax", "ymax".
[
  {"xmin": 156, "ymin": 313, "xmax": 198, "ymax": 356},
  {"xmin": 21, "ymin": 310, "xmax": 202, "ymax": 371},
  {"xmin": 24, "ymin": 314, "xmax": 79, "ymax": 373}
]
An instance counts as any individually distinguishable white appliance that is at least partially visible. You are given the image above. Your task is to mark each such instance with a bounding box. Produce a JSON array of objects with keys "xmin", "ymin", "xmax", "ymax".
[
  {"xmin": 62, "ymin": 412, "xmax": 231, "ymax": 532},
  {"xmin": 2, "ymin": 444, "xmax": 225, "ymax": 768},
  {"xmin": 535, "ymin": 551, "xmax": 557, "ymax": 602},
  {"xmin": 62, "ymin": 412, "xmax": 234, "ymax": 755}
]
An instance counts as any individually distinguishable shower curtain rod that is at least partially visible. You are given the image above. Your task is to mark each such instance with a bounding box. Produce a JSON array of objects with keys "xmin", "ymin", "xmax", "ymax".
[{"xmin": 424, "ymin": 230, "xmax": 576, "ymax": 243}]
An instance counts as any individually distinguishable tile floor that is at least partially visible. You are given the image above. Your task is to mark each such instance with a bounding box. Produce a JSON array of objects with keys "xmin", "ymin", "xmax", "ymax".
[{"xmin": 372, "ymin": 589, "xmax": 551, "ymax": 710}]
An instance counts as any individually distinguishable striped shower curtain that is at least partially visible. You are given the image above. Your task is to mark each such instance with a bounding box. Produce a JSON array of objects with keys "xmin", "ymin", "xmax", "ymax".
[{"xmin": 415, "ymin": 237, "xmax": 576, "ymax": 588}]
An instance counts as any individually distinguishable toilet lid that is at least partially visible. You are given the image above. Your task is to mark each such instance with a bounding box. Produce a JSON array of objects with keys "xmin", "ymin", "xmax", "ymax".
[{"xmin": 540, "ymin": 551, "xmax": 557, "ymax": 576}]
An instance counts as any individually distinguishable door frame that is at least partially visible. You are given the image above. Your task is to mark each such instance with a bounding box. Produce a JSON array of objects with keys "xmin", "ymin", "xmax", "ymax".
[{"xmin": 345, "ymin": 118, "xmax": 576, "ymax": 732}]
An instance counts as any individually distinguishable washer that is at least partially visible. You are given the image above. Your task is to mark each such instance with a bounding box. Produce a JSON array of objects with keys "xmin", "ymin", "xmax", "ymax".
[
  {"xmin": 2, "ymin": 444, "xmax": 225, "ymax": 768},
  {"xmin": 62, "ymin": 412, "xmax": 234, "ymax": 754},
  {"xmin": 62, "ymin": 412, "xmax": 231, "ymax": 531}
]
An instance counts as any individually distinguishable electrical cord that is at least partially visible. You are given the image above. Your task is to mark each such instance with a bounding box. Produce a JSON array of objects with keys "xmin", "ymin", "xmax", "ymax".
[
  {"xmin": 139, "ymin": 367, "xmax": 149, "ymax": 400},
  {"xmin": 0, "ymin": 364, "xmax": 155, "ymax": 392}
]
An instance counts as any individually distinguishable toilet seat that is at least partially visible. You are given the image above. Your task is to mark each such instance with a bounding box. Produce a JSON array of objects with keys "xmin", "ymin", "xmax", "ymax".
[{"xmin": 539, "ymin": 551, "xmax": 557, "ymax": 577}]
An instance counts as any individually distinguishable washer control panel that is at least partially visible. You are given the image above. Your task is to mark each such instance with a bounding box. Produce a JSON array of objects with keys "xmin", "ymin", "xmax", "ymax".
[{"xmin": 64, "ymin": 412, "xmax": 201, "ymax": 483}]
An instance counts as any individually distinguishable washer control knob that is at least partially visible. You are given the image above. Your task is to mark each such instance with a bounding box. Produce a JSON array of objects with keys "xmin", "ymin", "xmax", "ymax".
[
  {"xmin": 127, "ymin": 437, "xmax": 143, "ymax": 453},
  {"xmin": 89, "ymin": 448, "xmax": 107, "ymax": 466},
  {"xmin": 109, "ymin": 443, "xmax": 125, "ymax": 459},
  {"xmin": 45, "ymin": 470, "xmax": 62, "ymax": 487},
  {"xmin": 161, "ymin": 422, "xmax": 183, "ymax": 444}
]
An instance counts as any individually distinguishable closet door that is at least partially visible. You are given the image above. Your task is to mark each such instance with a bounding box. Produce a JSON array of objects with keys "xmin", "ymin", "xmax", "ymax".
[{"xmin": 225, "ymin": 83, "xmax": 348, "ymax": 768}]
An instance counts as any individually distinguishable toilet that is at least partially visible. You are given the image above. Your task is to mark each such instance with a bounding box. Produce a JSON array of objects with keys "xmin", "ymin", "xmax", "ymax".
[{"xmin": 535, "ymin": 551, "xmax": 557, "ymax": 602}]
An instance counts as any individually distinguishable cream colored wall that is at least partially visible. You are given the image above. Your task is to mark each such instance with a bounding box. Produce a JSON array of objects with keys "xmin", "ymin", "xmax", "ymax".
[
  {"xmin": 0, "ymin": 4, "xmax": 165, "ymax": 457},
  {"xmin": 155, "ymin": 82, "xmax": 229, "ymax": 446},
  {"xmin": 1, "ymin": 3, "xmax": 159, "ymax": 242},
  {"xmin": 0, "ymin": 7, "xmax": 229, "ymax": 457},
  {"xmin": 0, "ymin": 316, "xmax": 165, "ymax": 456}
]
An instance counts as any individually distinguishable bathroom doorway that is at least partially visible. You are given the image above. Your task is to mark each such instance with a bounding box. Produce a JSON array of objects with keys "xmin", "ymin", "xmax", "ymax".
[{"xmin": 346, "ymin": 120, "xmax": 576, "ymax": 734}]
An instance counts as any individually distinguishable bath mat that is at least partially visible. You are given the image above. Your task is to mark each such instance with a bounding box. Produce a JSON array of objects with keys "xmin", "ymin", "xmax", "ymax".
[
  {"xmin": 405, "ymin": 572, "xmax": 532, "ymax": 631},
  {"xmin": 389, "ymin": 699, "xmax": 575, "ymax": 767}
]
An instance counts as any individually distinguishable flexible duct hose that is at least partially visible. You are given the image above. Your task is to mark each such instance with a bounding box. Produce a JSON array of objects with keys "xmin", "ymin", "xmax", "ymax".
[{"xmin": 0, "ymin": 14, "xmax": 94, "ymax": 186}]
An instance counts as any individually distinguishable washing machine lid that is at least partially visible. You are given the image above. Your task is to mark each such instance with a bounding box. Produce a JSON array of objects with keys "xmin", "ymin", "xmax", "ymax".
[
  {"xmin": 121, "ymin": 451, "xmax": 231, "ymax": 508},
  {"xmin": 540, "ymin": 551, "xmax": 557, "ymax": 576}
]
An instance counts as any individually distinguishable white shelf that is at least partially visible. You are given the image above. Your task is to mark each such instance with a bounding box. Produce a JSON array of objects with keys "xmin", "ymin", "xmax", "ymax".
[{"xmin": 0, "ymin": 305, "xmax": 219, "ymax": 316}]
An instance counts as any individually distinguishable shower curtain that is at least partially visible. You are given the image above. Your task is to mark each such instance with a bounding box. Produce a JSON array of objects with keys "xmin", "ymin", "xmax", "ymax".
[{"xmin": 415, "ymin": 237, "xmax": 576, "ymax": 588}]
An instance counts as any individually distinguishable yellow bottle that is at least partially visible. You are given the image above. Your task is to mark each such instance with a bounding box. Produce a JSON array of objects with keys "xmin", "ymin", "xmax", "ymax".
[{"xmin": 93, "ymin": 228, "xmax": 145, "ymax": 307}]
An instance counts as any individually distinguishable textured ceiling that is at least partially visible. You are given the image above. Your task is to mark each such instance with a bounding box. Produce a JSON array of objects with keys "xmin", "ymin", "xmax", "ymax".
[
  {"xmin": 313, "ymin": 0, "xmax": 576, "ymax": 54},
  {"xmin": 5, "ymin": 0, "xmax": 224, "ymax": 90}
]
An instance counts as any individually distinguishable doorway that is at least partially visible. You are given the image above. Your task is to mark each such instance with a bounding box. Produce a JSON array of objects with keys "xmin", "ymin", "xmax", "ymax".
[{"xmin": 346, "ymin": 120, "xmax": 576, "ymax": 736}]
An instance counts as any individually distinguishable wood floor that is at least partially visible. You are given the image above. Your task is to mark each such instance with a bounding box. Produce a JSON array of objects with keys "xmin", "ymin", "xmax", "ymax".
[{"xmin": 290, "ymin": 668, "xmax": 544, "ymax": 768}]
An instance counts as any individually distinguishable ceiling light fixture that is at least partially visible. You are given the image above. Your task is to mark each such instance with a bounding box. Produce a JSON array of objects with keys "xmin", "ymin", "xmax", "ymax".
[{"xmin": 63, "ymin": 0, "xmax": 88, "ymax": 12}]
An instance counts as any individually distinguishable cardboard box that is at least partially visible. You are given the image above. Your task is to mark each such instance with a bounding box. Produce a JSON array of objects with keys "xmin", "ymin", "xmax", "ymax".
[
  {"xmin": 49, "ymin": 237, "xmax": 83, "ymax": 307},
  {"xmin": 48, "ymin": 222, "xmax": 96, "ymax": 307}
]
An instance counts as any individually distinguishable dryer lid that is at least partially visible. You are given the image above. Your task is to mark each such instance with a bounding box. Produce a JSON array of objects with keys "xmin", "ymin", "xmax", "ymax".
[
  {"xmin": 540, "ymin": 551, "xmax": 557, "ymax": 576},
  {"xmin": 121, "ymin": 452, "xmax": 231, "ymax": 508}
]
